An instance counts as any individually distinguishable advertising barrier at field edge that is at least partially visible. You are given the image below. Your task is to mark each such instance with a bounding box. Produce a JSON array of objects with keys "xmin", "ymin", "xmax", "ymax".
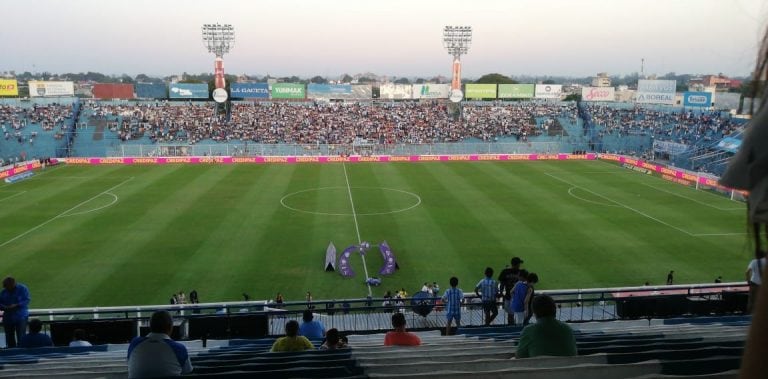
[
  {"xmin": 599, "ymin": 154, "xmax": 741, "ymax": 192},
  {"xmin": 0, "ymin": 161, "xmax": 43, "ymax": 180},
  {"xmin": 62, "ymin": 153, "xmax": 597, "ymax": 165}
]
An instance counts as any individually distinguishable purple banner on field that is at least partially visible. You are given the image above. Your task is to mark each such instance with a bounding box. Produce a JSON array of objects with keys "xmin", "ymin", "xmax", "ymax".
[
  {"xmin": 378, "ymin": 241, "xmax": 397, "ymax": 276},
  {"xmin": 339, "ymin": 245, "xmax": 357, "ymax": 277}
]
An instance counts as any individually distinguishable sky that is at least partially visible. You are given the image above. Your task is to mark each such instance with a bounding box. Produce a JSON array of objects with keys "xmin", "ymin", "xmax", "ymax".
[{"xmin": 2, "ymin": 0, "xmax": 767, "ymax": 79}]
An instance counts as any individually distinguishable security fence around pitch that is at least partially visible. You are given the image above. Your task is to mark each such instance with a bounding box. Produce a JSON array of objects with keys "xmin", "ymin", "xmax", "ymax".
[
  {"xmin": 104, "ymin": 141, "xmax": 588, "ymax": 157},
  {"xmin": 26, "ymin": 283, "xmax": 747, "ymax": 343}
]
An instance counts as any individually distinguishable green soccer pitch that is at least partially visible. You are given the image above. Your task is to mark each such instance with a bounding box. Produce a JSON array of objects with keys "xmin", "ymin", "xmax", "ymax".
[{"xmin": 0, "ymin": 160, "xmax": 750, "ymax": 308}]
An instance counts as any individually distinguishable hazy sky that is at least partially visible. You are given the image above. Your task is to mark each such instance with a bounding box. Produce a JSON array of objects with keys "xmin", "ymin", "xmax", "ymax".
[{"xmin": 2, "ymin": 0, "xmax": 766, "ymax": 78}]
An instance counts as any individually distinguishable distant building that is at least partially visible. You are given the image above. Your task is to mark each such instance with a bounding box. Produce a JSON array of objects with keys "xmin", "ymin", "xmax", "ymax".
[
  {"xmin": 591, "ymin": 73, "xmax": 611, "ymax": 87},
  {"xmin": 688, "ymin": 74, "xmax": 740, "ymax": 91}
]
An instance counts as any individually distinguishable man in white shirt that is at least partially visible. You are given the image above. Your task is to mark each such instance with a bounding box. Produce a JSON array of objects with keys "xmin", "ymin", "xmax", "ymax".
[
  {"xmin": 127, "ymin": 311, "xmax": 192, "ymax": 378},
  {"xmin": 746, "ymin": 256, "xmax": 767, "ymax": 313}
]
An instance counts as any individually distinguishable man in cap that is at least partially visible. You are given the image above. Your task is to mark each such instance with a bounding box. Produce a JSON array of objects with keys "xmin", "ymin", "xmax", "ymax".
[{"xmin": 498, "ymin": 257, "xmax": 523, "ymax": 324}]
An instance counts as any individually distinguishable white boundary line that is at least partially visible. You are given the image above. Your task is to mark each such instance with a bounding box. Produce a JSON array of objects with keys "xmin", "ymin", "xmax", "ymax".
[
  {"xmin": 0, "ymin": 164, "xmax": 67, "ymax": 189},
  {"xmin": 60, "ymin": 193, "xmax": 119, "ymax": 217},
  {"xmin": 640, "ymin": 183, "xmax": 743, "ymax": 211},
  {"xmin": 546, "ymin": 172, "xmax": 697, "ymax": 236},
  {"xmin": 0, "ymin": 191, "xmax": 27, "ymax": 203},
  {"xmin": 0, "ymin": 177, "xmax": 133, "ymax": 249},
  {"xmin": 280, "ymin": 186, "xmax": 422, "ymax": 216},
  {"xmin": 567, "ymin": 187, "xmax": 620, "ymax": 207},
  {"xmin": 547, "ymin": 173, "xmax": 746, "ymax": 238},
  {"xmin": 342, "ymin": 163, "xmax": 372, "ymax": 296}
]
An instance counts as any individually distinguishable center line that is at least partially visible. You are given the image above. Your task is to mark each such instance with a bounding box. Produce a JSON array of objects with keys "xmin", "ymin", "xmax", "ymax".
[{"xmin": 342, "ymin": 163, "xmax": 372, "ymax": 296}]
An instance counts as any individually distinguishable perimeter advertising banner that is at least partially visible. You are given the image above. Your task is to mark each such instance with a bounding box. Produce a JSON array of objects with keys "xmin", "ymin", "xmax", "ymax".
[
  {"xmin": 411, "ymin": 84, "xmax": 450, "ymax": 99},
  {"xmin": 271, "ymin": 83, "xmax": 305, "ymax": 99},
  {"xmin": 581, "ymin": 87, "xmax": 615, "ymax": 102},
  {"xmin": 682, "ymin": 91, "xmax": 713, "ymax": 107},
  {"xmin": 231, "ymin": 83, "xmax": 270, "ymax": 99},
  {"xmin": 168, "ymin": 83, "xmax": 209, "ymax": 99},
  {"xmin": 92, "ymin": 83, "xmax": 135, "ymax": 99},
  {"xmin": 497, "ymin": 84, "xmax": 534, "ymax": 99},
  {"xmin": 135, "ymin": 83, "xmax": 167, "ymax": 99},
  {"xmin": 307, "ymin": 83, "xmax": 353, "ymax": 99},
  {"xmin": 636, "ymin": 79, "xmax": 676, "ymax": 105},
  {"xmin": 379, "ymin": 84, "xmax": 412, "ymax": 99},
  {"xmin": 28, "ymin": 81, "xmax": 74, "ymax": 97},
  {"xmin": 0, "ymin": 79, "xmax": 18, "ymax": 96},
  {"xmin": 534, "ymin": 84, "xmax": 562, "ymax": 99},
  {"xmin": 464, "ymin": 84, "xmax": 497, "ymax": 99}
]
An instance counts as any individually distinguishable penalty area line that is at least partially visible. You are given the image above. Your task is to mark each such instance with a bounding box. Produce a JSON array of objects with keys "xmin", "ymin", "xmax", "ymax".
[{"xmin": 0, "ymin": 177, "xmax": 133, "ymax": 249}]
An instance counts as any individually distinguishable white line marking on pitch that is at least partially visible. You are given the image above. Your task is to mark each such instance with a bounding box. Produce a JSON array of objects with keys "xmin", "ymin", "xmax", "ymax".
[
  {"xmin": 0, "ymin": 177, "xmax": 133, "ymax": 248},
  {"xmin": 0, "ymin": 191, "xmax": 27, "ymax": 203},
  {"xmin": 640, "ymin": 183, "xmax": 744, "ymax": 211},
  {"xmin": 280, "ymin": 186, "xmax": 422, "ymax": 216},
  {"xmin": 60, "ymin": 193, "xmax": 119, "ymax": 217},
  {"xmin": 342, "ymin": 163, "xmax": 372, "ymax": 297},
  {"xmin": 545, "ymin": 173, "xmax": 695, "ymax": 236},
  {"xmin": 567, "ymin": 187, "xmax": 620, "ymax": 207}
]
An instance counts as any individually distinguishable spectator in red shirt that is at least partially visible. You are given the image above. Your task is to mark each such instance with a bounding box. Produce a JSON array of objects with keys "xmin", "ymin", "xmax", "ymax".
[{"xmin": 384, "ymin": 313, "xmax": 421, "ymax": 346}]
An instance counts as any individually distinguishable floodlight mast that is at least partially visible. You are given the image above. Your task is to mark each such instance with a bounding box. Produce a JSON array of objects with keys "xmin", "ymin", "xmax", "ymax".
[
  {"xmin": 442, "ymin": 26, "xmax": 472, "ymax": 91},
  {"xmin": 202, "ymin": 23, "xmax": 235, "ymax": 90}
]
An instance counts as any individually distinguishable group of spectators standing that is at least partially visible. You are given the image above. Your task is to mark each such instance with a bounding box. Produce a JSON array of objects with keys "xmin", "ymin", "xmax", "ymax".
[
  {"xmin": 585, "ymin": 104, "xmax": 741, "ymax": 145},
  {"xmin": 82, "ymin": 101, "xmax": 575, "ymax": 146}
]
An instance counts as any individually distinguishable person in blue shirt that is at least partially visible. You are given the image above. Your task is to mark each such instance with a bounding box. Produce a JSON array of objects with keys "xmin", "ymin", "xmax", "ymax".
[
  {"xmin": 298, "ymin": 309, "xmax": 325, "ymax": 339},
  {"xmin": 475, "ymin": 267, "xmax": 499, "ymax": 326},
  {"xmin": 441, "ymin": 276, "xmax": 464, "ymax": 335},
  {"xmin": 19, "ymin": 318, "xmax": 53, "ymax": 348},
  {"xmin": 0, "ymin": 277, "xmax": 31, "ymax": 348}
]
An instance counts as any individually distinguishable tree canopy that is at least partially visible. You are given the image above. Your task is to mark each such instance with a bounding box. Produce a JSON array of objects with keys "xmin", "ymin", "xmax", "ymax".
[{"xmin": 475, "ymin": 73, "xmax": 517, "ymax": 84}]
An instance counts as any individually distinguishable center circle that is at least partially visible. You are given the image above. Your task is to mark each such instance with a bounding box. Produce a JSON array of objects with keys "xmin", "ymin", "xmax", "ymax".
[{"xmin": 280, "ymin": 187, "xmax": 422, "ymax": 216}]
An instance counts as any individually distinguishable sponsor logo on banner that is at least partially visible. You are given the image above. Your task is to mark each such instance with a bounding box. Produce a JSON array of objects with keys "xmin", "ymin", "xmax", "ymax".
[
  {"xmin": 271, "ymin": 83, "xmax": 306, "ymax": 99},
  {"xmin": 28, "ymin": 81, "xmax": 74, "ymax": 97},
  {"xmin": 636, "ymin": 80, "xmax": 676, "ymax": 104},
  {"xmin": 411, "ymin": 84, "xmax": 450, "ymax": 99},
  {"xmin": 534, "ymin": 84, "xmax": 562, "ymax": 99},
  {"xmin": 169, "ymin": 83, "xmax": 209, "ymax": 99},
  {"xmin": 135, "ymin": 83, "xmax": 167, "ymax": 99},
  {"xmin": 498, "ymin": 84, "xmax": 534, "ymax": 99},
  {"xmin": 464, "ymin": 84, "xmax": 497, "ymax": 99},
  {"xmin": 231, "ymin": 83, "xmax": 269, "ymax": 98},
  {"xmin": 682, "ymin": 91, "xmax": 712, "ymax": 107},
  {"xmin": 0, "ymin": 79, "xmax": 19, "ymax": 96},
  {"xmin": 581, "ymin": 87, "xmax": 615, "ymax": 102}
]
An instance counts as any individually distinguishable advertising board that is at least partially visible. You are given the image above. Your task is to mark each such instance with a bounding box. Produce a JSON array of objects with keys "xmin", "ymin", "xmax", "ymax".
[
  {"xmin": 497, "ymin": 84, "xmax": 534, "ymax": 99},
  {"xmin": 168, "ymin": 83, "xmax": 209, "ymax": 99},
  {"xmin": 28, "ymin": 81, "xmax": 75, "ymax": 97}
]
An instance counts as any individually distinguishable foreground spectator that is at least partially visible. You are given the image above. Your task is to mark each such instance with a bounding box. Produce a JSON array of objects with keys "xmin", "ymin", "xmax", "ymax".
[
  {"xmin": 271, "ymin": 320, "xmax": 314, "ymax": 352},
  {"xmin": 299, "ymin": 309, "xmax": 326, "ymax": 339},
  {"xmin": 69, "ymin": 329, "xmax": 92, "ymax": 347},
  {"xmin": 320, "ymin": 328, "xmax": 348, "ymax": 350},
  {"xmin": 746, "ymin": 254, "xmax": 766, "ymax": 313},
  {"xmin": 19, "ymin": 319, "xmax": 53, "ymax": 348},
  {"xmin": 127, "ymin": 311, "xmax": 192, "ymax": 378},
  {"xmin": 475, "ymin": 267, "xmax": 499, "ymax": 326},
  {"xmin": 384, "ymin": 312, "xmax": 421, "ymax": 346},
  {"xmin": 0, "ymin": 277, "xmax": 31, "ymax": 348},
  {"xmin": 441, "ymin": 276, "xmax": 464, "ymax": 336},
  {"xmin": 515, "ymin": 295, "xmax": 577, "ymax": 358}
]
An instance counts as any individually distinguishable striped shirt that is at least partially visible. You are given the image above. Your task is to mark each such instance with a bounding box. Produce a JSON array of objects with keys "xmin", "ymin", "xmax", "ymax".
[
  {"xmin": 475, "ymin": 277, "xmax": 498, "ymax": 302},
  {"xmin": 441, "ymin": 287, "xmax": 464, "ymax": 314}
]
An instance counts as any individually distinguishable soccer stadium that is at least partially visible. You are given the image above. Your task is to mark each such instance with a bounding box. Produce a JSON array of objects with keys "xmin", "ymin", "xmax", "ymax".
[{"xmin": 0, "ymin": 1, "xmax": 766, "ymax": 377}]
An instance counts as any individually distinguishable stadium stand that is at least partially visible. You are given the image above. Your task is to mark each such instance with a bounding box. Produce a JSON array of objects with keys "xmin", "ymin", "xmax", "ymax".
[{"xmin": 0, "ymin": 316, "xmax": 745, "ymax": 378}]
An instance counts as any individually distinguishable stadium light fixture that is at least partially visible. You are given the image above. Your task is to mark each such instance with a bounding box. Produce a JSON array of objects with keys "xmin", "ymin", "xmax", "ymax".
[
  {"xmin": 202, "ymin": 23, "xmax": 235, "ymax": 98},
  {"xmin": 442, "ymin": 26, "xmax": 472, "ymax": 101},
  {"xmin": 442, "ymin": 25, "xmax": 472, "ymax": 59},
  {"xmin": 202, "ymin": 23, "xmax": 235, "ymax": 58}
]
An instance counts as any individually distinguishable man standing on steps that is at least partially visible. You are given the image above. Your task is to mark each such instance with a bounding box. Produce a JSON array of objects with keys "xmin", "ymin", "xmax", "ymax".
[
  {"xmin": 475, "ymin": 267, "xmax": 499, "ymax": 326},
  {"xmin": 0, "ymin": 277, "xmax": 30, "ymax": 348},
  {"xmin": 498, "ymin": 257, "xmax": 524, "ymax": 325}
]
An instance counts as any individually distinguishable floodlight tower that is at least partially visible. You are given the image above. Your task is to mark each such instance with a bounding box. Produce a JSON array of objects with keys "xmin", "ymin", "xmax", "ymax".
[
  {"xmin": 442, "ymin": 26, "xmax": 472, "ymax": 101},
  {"xmin": 202, "ymin": 23, "xmax": 235, "ymax": 102}
]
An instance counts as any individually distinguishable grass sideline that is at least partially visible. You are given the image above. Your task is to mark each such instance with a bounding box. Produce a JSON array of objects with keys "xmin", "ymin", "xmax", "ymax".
[{"xmin": 0, "ymin": 160, "xmax": 749, "ymax": 308}]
